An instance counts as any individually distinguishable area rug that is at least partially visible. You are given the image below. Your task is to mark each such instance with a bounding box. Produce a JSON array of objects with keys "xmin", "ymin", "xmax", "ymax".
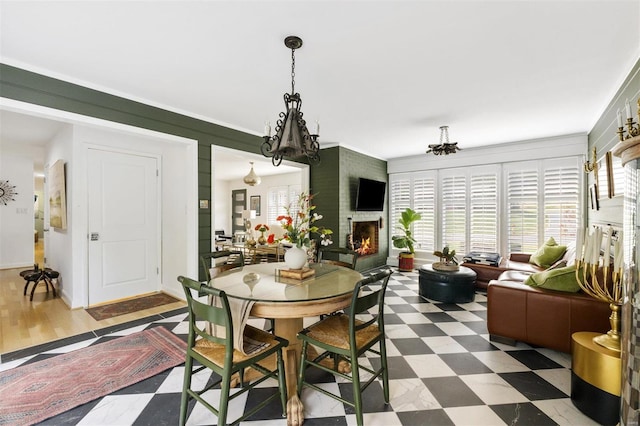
[
  {"xmin": 0, "ymin": 327, "xmax": 187, "ymax": 425},
  {"xmin": 85, "ymin": 292, "xmax": 181, "ymax": 321}
]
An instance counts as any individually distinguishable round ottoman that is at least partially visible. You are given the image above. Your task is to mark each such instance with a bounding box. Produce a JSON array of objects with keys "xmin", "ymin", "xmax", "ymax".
[{"xmin": 419, "ymin": 264, "xmax": 477, "ymax": 303}]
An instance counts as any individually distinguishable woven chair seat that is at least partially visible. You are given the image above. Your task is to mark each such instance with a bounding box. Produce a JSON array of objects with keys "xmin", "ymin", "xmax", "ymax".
[
  {"xmin": 306, "ymin": 313, "xmax": 381, "ymax": 351},
  {"xmin": 178, "ymin": 275, "xmax": 288, "ymax": 425},
  {"xmin": 297, "ymin": 269, "xmax": 393, "ymax": 426},
  {"xmin": 194, "ymin": 325, "xmax": 279, "ymax": 365}
]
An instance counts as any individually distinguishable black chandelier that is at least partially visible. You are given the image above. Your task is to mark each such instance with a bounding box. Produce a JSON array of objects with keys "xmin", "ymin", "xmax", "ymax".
[
  {"xmin": 261, "ymin": 36, "xmax": 320, "ymax": 166},
  {"xmin": 426, "ymin": 126, "xmax": 461, "ymax": 155}
]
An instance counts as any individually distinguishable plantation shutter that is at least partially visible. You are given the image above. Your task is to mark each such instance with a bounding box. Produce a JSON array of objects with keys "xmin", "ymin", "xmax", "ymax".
[
  {"xmin": 441, "ymin": 173, "xmax": 466, "ymax": 253},
  {"xmin": 469, "ymin": 172, "xmax": 498, "ymax": 252},
  {"xmin": 507, "ymin": 166, "xmax": 539, "ymax": 253},
  {"xmin": 389, "ymin": 175, "xmax": 411, "ymax": 238},
  {"xmin": 412, "ymin": 174, "xmax": 436, "ymax": 252},
  {"xmin": 543, "ymin": 163, "xmax": 579, "ymax": 246},
  {"xmin": 268, "ymin": 185, "xmax": 300, "ymax": 224}
]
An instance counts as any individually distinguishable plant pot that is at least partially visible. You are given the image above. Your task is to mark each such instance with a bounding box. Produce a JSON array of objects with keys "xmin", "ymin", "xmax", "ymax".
[
  {"xmin": 285, "ymin": 246, "xmax": 307, "ymax": 270},
  {"xmin": 432, "ymin": 262, "xmax": 459, "ymax": 272},
  {"xmin": 257, "ymin": 232, "xmax": 267, "ymax": 245},
  {"xmin": 398, "ymin": 252, "xmax": 414, "ymax": 272}
]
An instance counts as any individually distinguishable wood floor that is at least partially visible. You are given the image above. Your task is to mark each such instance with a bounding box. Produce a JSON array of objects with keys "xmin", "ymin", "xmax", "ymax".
[{"xmin": 0, "ymin": 241, "xmax": 186, "ymax": 354}]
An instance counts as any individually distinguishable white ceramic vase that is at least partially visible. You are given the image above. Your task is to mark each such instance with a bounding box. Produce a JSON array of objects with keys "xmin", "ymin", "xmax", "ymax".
[{"xmin": 284, "ymin": 246, "xmax": 307, "ymax": 270}]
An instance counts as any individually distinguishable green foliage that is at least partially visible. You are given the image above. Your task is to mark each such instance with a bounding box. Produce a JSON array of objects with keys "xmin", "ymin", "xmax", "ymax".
[
  {"xmin": 392, "ymin": 208, "xmax": 422, "ymax": 254},
  {"xmin": 433, "ymin": 245, "xmax": 458, "ymax": 264}
]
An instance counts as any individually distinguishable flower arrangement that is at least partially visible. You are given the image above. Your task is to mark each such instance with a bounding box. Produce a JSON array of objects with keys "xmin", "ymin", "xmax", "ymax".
[
  {"xmin": 254, "ymin": 224, "xmax": 270, "ymax": 245},
  {"xmin": 276, "ymin": 192, "xmax": 333, "ymax": 248},
  {"xmin": 254, "ymin": 224, "xmax": 270, "ymax": 233}
]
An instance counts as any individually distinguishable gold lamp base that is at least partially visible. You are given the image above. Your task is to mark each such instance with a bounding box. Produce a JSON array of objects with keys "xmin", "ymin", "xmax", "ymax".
[
  {"xmin": 593, "ymin": 331, "xmax": 621, "ymax": 352},
  {"xmin": 592, "ymin": 302, "xmax": 622, "ymax": 352}
]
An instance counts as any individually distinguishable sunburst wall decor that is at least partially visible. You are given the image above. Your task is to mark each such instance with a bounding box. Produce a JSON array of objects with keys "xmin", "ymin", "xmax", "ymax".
[{"xmin": 0, "ymin": 180, "xmax": 18, "ymax": 205}]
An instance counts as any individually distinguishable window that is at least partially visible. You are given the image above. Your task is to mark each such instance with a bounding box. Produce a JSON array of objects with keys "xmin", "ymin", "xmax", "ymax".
[
  {"xmin": 505, "ymin": 158, "xmax": 580, "ymax": 253},
  {"xmin": 440, "ymin": 172, "xmax": 466, "ymax": 253},
  {"xmin": 389, "ymin": 172, "xmax": 435, "ymax": 252},
  {"xmin": 543, "ymin": 162, "xmax": 579, "ymax": 246},
  {"xmin": 413, "ymin": 176, "xmax": 436, "ymax": 251},
  {"xmin": 469, "ymin": 172, "xmax": 498, "ymax": 252},
  {"xmin": 267, "ymin": 185, "xmax": 301, "ymax": 224},
  {"xmin": 506, "ymin": 166, "xmax": 539, "ymax": 253},
  {"xmin": 389, "ymin": 156, "xmax": 581, "ymax": 257}
]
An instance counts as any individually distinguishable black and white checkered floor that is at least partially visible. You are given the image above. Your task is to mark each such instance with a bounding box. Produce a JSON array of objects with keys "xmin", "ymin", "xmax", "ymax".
[{"xmin": 1, "ymin": 268, "xmax": 599, "ymax": 425}]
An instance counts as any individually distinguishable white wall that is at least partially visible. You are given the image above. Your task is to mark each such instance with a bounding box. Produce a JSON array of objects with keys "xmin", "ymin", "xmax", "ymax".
[
  {"xmin": 0, "ymin": 154, "xmax": 35, "ymax": 268},
  {"xmin": 45, "ymin": 125, "xmax": 74, "ymax": 303},
  {"xmin": 34, "ymin": 175, "xmax": 44, "ymax": 239},
  {"xmin": 388, "ymin": 133, "xmax": 587, "ymax": 174}
]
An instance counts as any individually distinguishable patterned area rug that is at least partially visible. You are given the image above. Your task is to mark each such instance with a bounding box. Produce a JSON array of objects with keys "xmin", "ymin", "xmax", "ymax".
[
  {"xmin": 0, "ymin": 327, "xmax": 186, "ymax": 426},
  {"xmin": 85, "ymin": 293, "xmax": 181, "ymax": 321}
]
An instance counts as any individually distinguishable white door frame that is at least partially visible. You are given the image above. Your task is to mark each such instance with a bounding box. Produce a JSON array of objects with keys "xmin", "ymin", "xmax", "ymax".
[{"xmin": 86, "ymin": 145, "xmax": 162, "ymax": 305}]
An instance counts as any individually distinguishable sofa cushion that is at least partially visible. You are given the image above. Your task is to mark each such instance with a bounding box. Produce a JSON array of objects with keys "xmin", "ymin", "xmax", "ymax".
[
  {"xmin": 562, "ymin": 242, "xmax": 577, "ymax": 266},
  {"xmin": 524, "ymin": 265, "xmax": 581, "ymax": 293},
  {"xmin": 547, "ymin": 259, "xmax": 568, "ymax": 270},
  {"xmin": 529, "ymin": 237, "xmax": 567, "ymax": 269},
  {"xmin": 498, "ymin": 270, "xmax": 532, "ymax": 282}
]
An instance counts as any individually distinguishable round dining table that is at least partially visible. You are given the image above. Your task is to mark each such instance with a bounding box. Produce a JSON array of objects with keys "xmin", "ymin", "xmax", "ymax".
[{"xmin": 208, "ymin": 261, "xmax": 363, "ymax": 426}]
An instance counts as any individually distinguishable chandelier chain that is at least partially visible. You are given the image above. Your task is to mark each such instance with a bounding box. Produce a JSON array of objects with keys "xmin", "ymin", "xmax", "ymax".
[{"xmin": 291, "ymin": 48, "xmax": 296, "ymax": 95}]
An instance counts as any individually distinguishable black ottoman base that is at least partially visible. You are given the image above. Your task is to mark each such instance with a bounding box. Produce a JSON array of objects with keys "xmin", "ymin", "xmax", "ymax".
[{"xmin": 419, "ymin": 264, "xmax": 476, "ymax": 303}]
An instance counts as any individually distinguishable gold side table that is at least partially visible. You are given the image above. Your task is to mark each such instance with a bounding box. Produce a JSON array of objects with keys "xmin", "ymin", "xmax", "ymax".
[{"xmin": 571, "ymin": 331, "xmax": 621, "ymax": 425}]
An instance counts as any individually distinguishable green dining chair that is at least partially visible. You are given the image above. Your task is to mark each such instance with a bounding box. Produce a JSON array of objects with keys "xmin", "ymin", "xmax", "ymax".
[
  {"xmin": 318, "ymin": 246, "xmax": 359, "ymax": 270},
  {"xmin": 178, "ymin": 276, "xmax": 288, "ymax": 426},
  {"xmin": 200, "ymin": 250, "xmax": 245, "ymax": 281},
  {"xmin": 296, "ymin": 268, "xmax": 393, "ymax": 426}
]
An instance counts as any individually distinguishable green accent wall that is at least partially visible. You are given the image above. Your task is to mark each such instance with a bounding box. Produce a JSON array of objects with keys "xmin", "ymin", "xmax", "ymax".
[
  {"xmin": 587, "ymin": 58, "xmax": 640, "ymax": 228},
  {"xmin": 0, "ymin": 64, "xmax": 389, "ymax": 277},
  {"xmin": 311, "ymin": 146, "xmax": 388, "ymax": 271}
]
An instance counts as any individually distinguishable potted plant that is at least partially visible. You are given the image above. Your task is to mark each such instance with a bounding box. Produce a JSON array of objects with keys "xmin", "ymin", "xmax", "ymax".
[
  {"xmin": 433, "ymin": 245, "xmax": 459, "ymax": 271},
  {"xmin": 392, "ymin": 208, "xmax": 422, "ymax": 271}
]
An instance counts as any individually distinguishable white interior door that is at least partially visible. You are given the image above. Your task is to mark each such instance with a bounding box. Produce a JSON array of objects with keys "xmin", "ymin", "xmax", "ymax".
[{"xmin": 88, "ymin": 148, "xmax": 159, "ymax": 305}]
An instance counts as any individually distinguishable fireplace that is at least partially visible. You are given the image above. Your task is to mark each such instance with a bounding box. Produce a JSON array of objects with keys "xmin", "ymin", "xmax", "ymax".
[{"xmin": 349, "ymin": 220, "xmax": 379, "ymax": 256}]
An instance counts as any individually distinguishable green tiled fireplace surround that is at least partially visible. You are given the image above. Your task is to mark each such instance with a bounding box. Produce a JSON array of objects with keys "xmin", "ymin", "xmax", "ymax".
[{"xmin": 311, "ymin": 147, "xmax": 388, "ymax": 271}]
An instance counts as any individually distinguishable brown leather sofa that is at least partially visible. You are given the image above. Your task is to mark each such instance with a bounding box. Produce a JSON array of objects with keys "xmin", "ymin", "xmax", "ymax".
[
  {"xmin": 485, "ymin": 253, "xmax": 611, "ymax": 353},
  {"xmin": 462, "ymin": 252, "xmax": 548, "ymax": 289}
]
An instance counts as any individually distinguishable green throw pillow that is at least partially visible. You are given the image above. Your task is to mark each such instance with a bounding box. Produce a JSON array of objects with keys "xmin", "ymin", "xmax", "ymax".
[
  {"xmin": 529, "ymin": 237, "xmax": 567, "ymax": 268},
  {"xmin": 524, "ymin": 265, "xmax": 581, "ymax": 293}
]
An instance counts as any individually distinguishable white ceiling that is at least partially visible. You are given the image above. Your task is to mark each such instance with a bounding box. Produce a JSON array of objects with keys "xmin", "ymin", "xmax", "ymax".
[{"xmin": 1, "ymin": 1, "xmax": 639, "ymax": 168}]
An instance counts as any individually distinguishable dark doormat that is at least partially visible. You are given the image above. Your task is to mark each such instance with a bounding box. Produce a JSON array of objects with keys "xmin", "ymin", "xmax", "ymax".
[{"xmin": 86, "ymin": 293, "xmax": 182, "ymax": 321}]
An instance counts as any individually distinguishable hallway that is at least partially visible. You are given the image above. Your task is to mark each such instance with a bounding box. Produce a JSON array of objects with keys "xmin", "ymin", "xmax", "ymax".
[{"xmin": 0, "ymin": 241, "xmax": 185, "ymax": 355}]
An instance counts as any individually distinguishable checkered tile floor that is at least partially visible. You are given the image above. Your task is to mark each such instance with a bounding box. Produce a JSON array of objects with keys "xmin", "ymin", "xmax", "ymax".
[{"xmin": 1, "ymin": 268, "xmax": 599, "ymax": 425}]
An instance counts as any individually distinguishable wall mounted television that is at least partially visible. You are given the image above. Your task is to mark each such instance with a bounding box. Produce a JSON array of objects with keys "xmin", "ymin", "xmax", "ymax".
[{"xmin": 355, "ymin": 178, "xmax": 386, "ymax": 211}]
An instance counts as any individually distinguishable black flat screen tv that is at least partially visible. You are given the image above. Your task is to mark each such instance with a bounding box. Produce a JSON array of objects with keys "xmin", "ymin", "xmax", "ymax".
[{"xmin": 355, "ymin": 178, "xmax": 386, "ymax": 211}]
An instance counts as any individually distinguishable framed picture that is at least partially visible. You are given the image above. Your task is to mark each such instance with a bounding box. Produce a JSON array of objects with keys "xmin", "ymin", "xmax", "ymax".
[
  {"xmin": 49, "ymin": 159, "xmax": 68, "ymax": 229},
  {"xmin": 589, "ymin": 186, "xmax": 595, "ymax": 210},
  {"xmin": 250, "ymin": 195, "xmax": 261, "ymax": 216},
  {"xmin": 593, "ymin": 183, "xmax": 600, "ymax": 211},
  {"xmin": 606, "ymin": 151, "xmax": 615, "ymax": 198}
]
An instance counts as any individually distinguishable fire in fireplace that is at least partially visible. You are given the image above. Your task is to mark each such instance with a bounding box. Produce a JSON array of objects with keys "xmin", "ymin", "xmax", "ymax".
[{"xmin": 350, "ymin": 220, "xmax": 379, "ymax": 256}]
